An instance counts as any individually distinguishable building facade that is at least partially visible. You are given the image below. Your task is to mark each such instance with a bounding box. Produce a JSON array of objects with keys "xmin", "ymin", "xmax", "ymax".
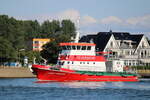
[
  {"xmin": 32, "ymin": 38, "xmax": 50, "ymax": 51},
  {"xmin": 80, "ymin": 31, "xmax": 150, "ymax": 66}
]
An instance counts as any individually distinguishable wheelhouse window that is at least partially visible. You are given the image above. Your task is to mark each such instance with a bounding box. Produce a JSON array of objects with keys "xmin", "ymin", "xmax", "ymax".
[
  {"xmin": 72, "ymin": 46, "xmax": 76, "ymax": 50},
  {"xmin": 77, "ymin": 46, "xmax": 81, "ymax": 50},
  {"xmin": 87, "ymin": 46, "xmax": 91, "ymax": 50},
  {"xmin": 62, "ymin": 46, "xmax": 67, "ymax": 50},
  {"xmin": 61, "ymin": 45, "xmax": 92, "ymax": 50},
  {"xmin": 81, "ymin": 46, "xmax": 86, "ymax": 50},
  {"xmin": 67, "ymin": 46, "xmax": 71, "ymax": 50}
]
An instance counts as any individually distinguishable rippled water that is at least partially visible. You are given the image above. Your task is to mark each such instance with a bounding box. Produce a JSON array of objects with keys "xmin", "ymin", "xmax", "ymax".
[{"xmin": 0, "ymin": 78, "xmax": 150, "ymax": 100}]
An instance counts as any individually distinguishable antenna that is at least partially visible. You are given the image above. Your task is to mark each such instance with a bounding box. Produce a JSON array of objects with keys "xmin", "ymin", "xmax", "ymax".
[{"xmin": 74, "ymin": 16, "xmax": 80, "ymax": 43}]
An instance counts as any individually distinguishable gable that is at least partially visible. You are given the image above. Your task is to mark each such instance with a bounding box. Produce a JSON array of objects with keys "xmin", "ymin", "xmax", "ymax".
[
  {"xmin": 135, "ymin": 36, "xmax": 150, "ymax": 53},
  {"xmin": 138, "ymin": 36, "xmax": 150, "ymax": 48},
  {"xmin": 104, "ymin": 34, "xmax": 119, "ymax": 51}
]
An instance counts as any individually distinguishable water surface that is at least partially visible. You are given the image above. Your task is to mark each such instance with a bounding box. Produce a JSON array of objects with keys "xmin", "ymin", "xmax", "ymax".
[{"xmin": 0, "ymin": 78, "xmax": 150, "ymax": 100}]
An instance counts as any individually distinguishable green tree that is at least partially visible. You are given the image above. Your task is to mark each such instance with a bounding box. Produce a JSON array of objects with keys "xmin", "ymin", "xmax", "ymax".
[
  {"xmin": 0, "ymin": 14, "xmax": 76, "ymax": 64},
  {"xmin": 0, "ymin": 15, "xmax": 25, "ymax": 49},
  {"xmin": 61, "ymin": 19, "xmax": 76, "ymax": 38},
  {"xmin": 41, "ymin": 19, "xmax": 76, "ymax": 64},
  {"xmin": 22, "ymin": 20, "xmax": 41, "ymax": 40},
  {"xmin": 25, "ymin": 51, "xmax": 42, "ymax": 64},
  {"xmin": 0, "ymin": 37, "xmax": 17, "ymax": 62},
  {"xmin": 41, "ymin": 20, "xmax": 60, "ymax": 38}
]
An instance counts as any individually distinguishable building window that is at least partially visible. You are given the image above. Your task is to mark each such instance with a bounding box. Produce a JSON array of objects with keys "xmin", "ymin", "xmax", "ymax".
[
  {"xmin": 145, "ymin": 50, "xmax": 147, "ymax": 56},
  {"xmin": 34, "ymin": 41, "xmax": 39, "ymax": 44},
  {"xmin": 125, "ymin": 51, "xmax": 130, "ymax": 55},
  {"xmin": 117, "ymin": 62, "xmax": 120, "ymax": 64},
  {"xmin": 34, "ymin": 46, "xmax": 38, "ymax": 48},
  {"xmin": 141, "ymin": 51, "xmax": 144, "ymax": 58},
  {"xmin": 110, "ymin": 42, "xmax": 113, "ymax": 47},
  {"xmin": 142, "ymin": 42, "xmax": 145, "ymax": 48},
  {"xmin": 41, "ymin": 41, "xmax": 44, "ymax": 44},
  {"xmin": 129, "ymin": 63, "xmax": 131, "ymax": 66}
]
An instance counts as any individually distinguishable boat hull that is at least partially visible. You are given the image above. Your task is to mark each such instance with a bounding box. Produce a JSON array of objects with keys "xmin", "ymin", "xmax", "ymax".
[{"xmin": 32, "ymin": 66, "xmax": 138, "ymax": 82}]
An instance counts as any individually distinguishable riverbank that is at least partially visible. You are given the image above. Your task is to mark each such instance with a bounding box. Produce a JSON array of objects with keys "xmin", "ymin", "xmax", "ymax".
[
  {"xmin": 137, "ymin": 70, "xmax": 150, "ymax": 78},
  {"xmin": 0, "ymin": 66, "xmax": 150, "ymax": 78},
  {"xmin": 0, "ymin": 66, "xmax": 35, "ymax": 78}
]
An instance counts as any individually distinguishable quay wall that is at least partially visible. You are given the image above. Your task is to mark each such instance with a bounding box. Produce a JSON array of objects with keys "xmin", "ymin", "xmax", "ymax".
[{"xmin": 0, "ymin": 66, "xmax": 35, "ymax": 78}]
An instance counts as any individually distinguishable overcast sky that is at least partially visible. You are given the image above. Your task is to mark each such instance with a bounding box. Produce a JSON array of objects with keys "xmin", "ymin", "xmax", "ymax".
[{"xmin": 1, "ymin": 0, "xmax": 150, "ymax": 37}]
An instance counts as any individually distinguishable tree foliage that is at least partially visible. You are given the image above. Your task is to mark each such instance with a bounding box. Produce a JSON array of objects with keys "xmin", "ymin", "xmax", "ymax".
[
  {"xmin": 0, "ymin": 37, "xmax": 17, "ymax": 62},
  {"xmin": 41, "ymin": 20, "xmax": 76, "ymax": 64},
  {"xmin": 0, "ymin": 15, "xmax": 76, "ymax": 64}
]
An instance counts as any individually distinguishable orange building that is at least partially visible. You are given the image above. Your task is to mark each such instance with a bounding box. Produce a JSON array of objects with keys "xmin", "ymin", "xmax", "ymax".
[{"xmin": 33, "ymin": 38, "xmax": 50, "ymax": 51}]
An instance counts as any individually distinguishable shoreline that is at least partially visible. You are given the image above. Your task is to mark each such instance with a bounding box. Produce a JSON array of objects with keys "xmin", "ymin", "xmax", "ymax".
[
  {"xmin": 0, "ymin": 66, "xmax": 150, "ymax": 78},
  {"xmin": 0, "ymin": 66, "xmax": 36, "ymax": 78}
]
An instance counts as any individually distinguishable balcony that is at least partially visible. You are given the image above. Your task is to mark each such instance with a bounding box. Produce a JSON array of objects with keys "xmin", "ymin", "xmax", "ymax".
[{"xmin": 119, "ymin": 55, "xmax": 139, "ymax": 59}]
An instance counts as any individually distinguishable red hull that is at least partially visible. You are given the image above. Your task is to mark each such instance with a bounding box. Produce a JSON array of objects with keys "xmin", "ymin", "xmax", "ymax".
[{"xmin": 32, "ymin": 67, "xmax": 138, "ymax": 82}]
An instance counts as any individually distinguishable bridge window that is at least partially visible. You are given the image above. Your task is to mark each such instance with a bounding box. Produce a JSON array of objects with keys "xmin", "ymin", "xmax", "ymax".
[
  {"xmin": 67, "ymin": 46, "xmax": 71, "ymax": 50},
  {"xmin": 77, "ymin": 46, "xmax": 81, "ymax": 50},
  {"xmin": 61, "ymin": 45, "xmax": 92, "ymax": 50},
  {"xmin": 62, "ymin": 46, "xmax": 67, "ymax": 50},
  {"xmin": 72, "ymin": 46, "xmax": 76, "ymax": 50},
  {"xmin": 87, "ymin": 46, "xmax": 91, "ymax": 50},
  {"xmin": 81, "ymin": 46, "xmax": 86, "ymax": 50}
]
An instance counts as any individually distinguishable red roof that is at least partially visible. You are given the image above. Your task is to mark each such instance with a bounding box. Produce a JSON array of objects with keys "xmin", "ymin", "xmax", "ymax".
[{"xmin": 59, "ymin": 43, "xmax": 95, "ymax": 46}]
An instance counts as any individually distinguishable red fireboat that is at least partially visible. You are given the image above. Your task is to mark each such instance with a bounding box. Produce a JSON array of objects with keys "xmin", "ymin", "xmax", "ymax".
[{"xmin": 32, "ymin": 42, "xmax": 138, "ymax": 82}]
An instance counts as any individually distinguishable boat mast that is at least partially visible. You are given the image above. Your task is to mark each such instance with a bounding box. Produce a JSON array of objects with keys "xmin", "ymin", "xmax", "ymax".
[{"xmin": 74, "ymin": 17, "xmax": 80, "ymax": 43}]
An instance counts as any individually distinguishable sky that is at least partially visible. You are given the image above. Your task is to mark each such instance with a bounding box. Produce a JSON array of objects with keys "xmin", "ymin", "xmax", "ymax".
[{"xmin": 0, "ymin": 0, "xmax": 150, "ymax": 37}]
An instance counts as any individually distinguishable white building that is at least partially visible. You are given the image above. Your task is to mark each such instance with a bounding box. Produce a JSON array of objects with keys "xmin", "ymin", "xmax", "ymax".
[{"xmin": 80, "ymin": 31, "xmax": 150, "ymax": 66}]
